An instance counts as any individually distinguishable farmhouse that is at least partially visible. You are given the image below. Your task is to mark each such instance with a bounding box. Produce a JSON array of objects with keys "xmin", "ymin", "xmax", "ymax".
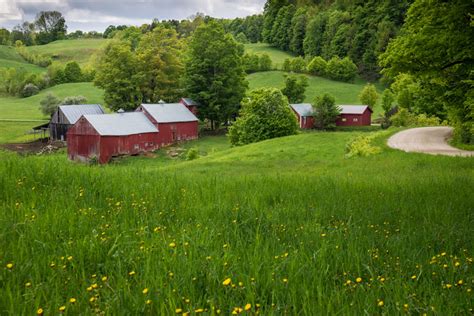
[
  {"xmin": 67, "ymin": 112, "xmax": 160, "ymax": 164},
  {"xmin": 336, "ymin": 105, "xmax": 373, "ymax": 126},
  {"xmin": 290, "ymin": 103, "xmax": 314, "ymax": 129},
  {"xmin": 50, "ymin": 104, "xmax": 105, "ymax": 141},
  {"xmin": 137, "ymin": 103, "xmax": 199, "ymax": 146},
  {"xmin": 180, "ymin": 98, "xmax": 200, "ymax": 116}
]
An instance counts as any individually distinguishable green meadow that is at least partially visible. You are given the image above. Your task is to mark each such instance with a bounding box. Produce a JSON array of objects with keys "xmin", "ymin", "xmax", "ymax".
[
  {"xmin": 0, "ymin": 131, "xmax": 473, "ymax": 314},
  {"xmin": 0, "ymin": 46, "xmax": 46, "ymax": 73},
  {"xmin": 244, "ymin": 43, "xmax": 295, "ymax": 68}
]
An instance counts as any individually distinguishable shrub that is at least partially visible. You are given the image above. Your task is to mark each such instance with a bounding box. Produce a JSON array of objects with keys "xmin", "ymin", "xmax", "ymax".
[
  {"xmin": 345, "ymin": 134, "xmax": 382, "ymax": 158},
  {"xmin": 228, "ymin": 88, "xmax": 299, "ymax": 146},
  {"xmin": 243, "ymin": 53, "xmax": 260, "ymax": 73},
  {"xmin": 40, "ymin": 93, "xmax": 61, "ymax": 117},
  {"xmin": 312, "ymin": 93, "xmax": 340, "ymax": 130},
  {"xmin": 390, "ymin": 108, "xmax": 441, "ymax": 127},
  {"xmin": 186, "ymin": 147, "xmax": 199, "ymax": 160},
  {"xmin": 282, "ymin": 58, "xmax": 292, "ymax": 72},
  {"xmin": 235, "ymin": 32, "xmax": 248, "ymax": 44},
  {"xmin": 326, "ymin": 56, "xmax": 357, "ymax": 82},
  {"xmin": 61, "ymin": 96, "xmax": 87, "ymax": 105},
  {"xmin": 291, "ymin": 57, "xmax": 306, "ymax": 73},
  {"xmin": 21, "ymin": 83, "xmax": 39, "ymax": 97},
  {"xmin": 307, "ymin": 56, "xmax": 327, "ymax": 76},
  {"xmin": 359, "ymin": 83, "xmax": 379, "ymax": 108},
  {"xmin": 259, "ymin": 54, "xmax": 272, "ymax": 71},
  {"xmin": 64, "ymin": 61, "xmax": 83, "ymax": 83},
  {"xmin": 282, "ymin": 74, "xmax": 308, "ymax": 103}
]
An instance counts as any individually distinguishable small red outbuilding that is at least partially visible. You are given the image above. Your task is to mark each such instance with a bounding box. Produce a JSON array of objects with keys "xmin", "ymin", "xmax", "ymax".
[
  {"xmin": 137, "ymin": 103, "xmax": 199, "ymax": 146},
  {"xmin": 67, "ymin": 112, "xmax": 160, "ymax": 164},
  {"xmin": 290, "ymin": 103, "xmax": 314, "ymax": 129},
  {"xmin": 180, "ymin": 98, "xmax": 199, "ymax": 116},
  {"xmin": 336, "ymin": 105, "xmax": 373, "ymax": 126}
]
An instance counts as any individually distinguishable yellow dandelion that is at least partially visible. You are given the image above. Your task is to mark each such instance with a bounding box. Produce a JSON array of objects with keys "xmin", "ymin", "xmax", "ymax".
[
  {"xmin": 69, "ymin": 298, "xmax": 77, "ymax": 304},
  {"xmin": 321, "ymin": 233, "xmax": 326, "ymax": 237},
  {"xmin": 129, "ymin": 271, "xmax": 136, "ymax": 276},
  {"xmin": 378, "ymin": 300, "xmax": 384, "ymax": 307},
  {"xmin": 223, "ymin": 278, "xmax": 232, "ymax": 286},
  {"xmin": 175, "ymin": 308, "xmax": 183, "ymax": 314},
  {"xmin": 345, "ymin": 280, "xmax": 352, "ymax": 285},
  {"xmin": 283, "ymin": 278, "xmax": 288, "ymax": 283},
  {"xmin": 91, "ymin": 283, "xmax": 98, "ymax": 289},
  {"xmin": 356, "ymin": 277, "xmax": 362, "ymax": 283},
  {"xmin": 89, "ymin": 297, "xmax": 96, "ymax": 303},
  {"xmin": 238, "ymin": 282, "xmax": 244, "ymax": 287},
  {"xmin": 380, "ymin": 277, "xmax": 385, "ymax": 282},
  {"xmin": 458, "ymin": 280, "xmax": 463, "ymax": 285},
  {"xmin": 37, "ymin": 308, "xmax": 44, "ymax": 315},
  {"xmin": 244, "ymin": 303, "xmax": 252, "ymax": 311},
  {"xmin": 6, "ymin": 263, "xmax": 13, "ymax": 269},
  {"xmin": 146, "ymin": 300, "xmax": 152, "ymax": 305},
  {"xmin": 67, "ymin": 256, "xmax": 73, "ymax": 261},
  {"xmin": 403, "ymin": 304, "xmax": 409, "ymax": 309},
  {"xmin": 142, "ymin": 288, "xmax": 149, "ymax": 294},
  {"xmin": 101, "ymin": 276, "xmax": 108, "ymax": 282},
  {"xmin": 454, "ymin": 262, "xmax": 460, "ymax": 267},
  {"xmin": 195, "ymin": 308, "xmax": 204, "ymax": 313},
  {"xmin": 467, "ymin": 288, "xmax": 472, "ymax": 293},
  {"xmin": 411, "ymin": 275, "xmax": 417, "ymax": 280},
  {"xmin": 59, "ymin": 306, "xmax": 66, "ymax": 312},
  {"xmin": 169, "ymin": 242, "xmax": 177, "ymax": 248},
  {"xmin": 25, "ymin": 282, "xmax": 32, "ymax": 288},
  {"xmin": 446, "ymin": 284, "xmax": 452, "ymax": 289}
]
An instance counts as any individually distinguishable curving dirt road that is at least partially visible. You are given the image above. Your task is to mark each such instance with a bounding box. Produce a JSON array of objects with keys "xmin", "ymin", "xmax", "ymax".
[{"xmin": 387, "ymin": 127, "xmax": 473, "ymax": 157}]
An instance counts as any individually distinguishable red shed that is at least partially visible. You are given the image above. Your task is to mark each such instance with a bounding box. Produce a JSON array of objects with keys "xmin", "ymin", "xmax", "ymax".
[
  {"xmin": 336, "ymin": 105, "xmax": 372, "ymax": 126},
  {"xmin": 137, "ymin": 103, "xmax": 199, "ymax": 146},
  {"xmin": 67, "ymin": 112, "xmax": 160, "ymax": 164},
  {"xmin": 180, "ymin": 98, "xmax": 200, "ymax": 116},
  {"xmin": 290, "ymin": 103, "xmax": 314, "ymax": 129}
]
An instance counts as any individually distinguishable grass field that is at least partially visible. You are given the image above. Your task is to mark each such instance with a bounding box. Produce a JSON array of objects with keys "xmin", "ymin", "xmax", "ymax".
[
  {"xmin": 0, "ymin": 46, "xmax": 46, "ymax": 74},
  {"xmin": 25, "ymin": 39, "xmax": 109, "ymax": 66},
  {"xmin": 245, "ymin": 43, "xmax": 295, "ymax": 69},
  {"xmin": 248, "ymin": 71, "xmax": 384, "ymax": 117},
  {"xmin": 0, "ymin": 130, "xmax": 472, "ymax": 315}
]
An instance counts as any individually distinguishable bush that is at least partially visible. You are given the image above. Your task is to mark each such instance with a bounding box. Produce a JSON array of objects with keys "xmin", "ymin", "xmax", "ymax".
[
  {"xmin": 326, "ymin": 56, "xmax": 357, "ymax": 82},
  {"xmin": 307, "ymin": 56, "xmax": 327, "ymax": 76},
  {"xmin": 313, "ymin": 93, "xmax": 340, "ymax": 130},
  {"xmin": 21, "ymin": 83, "xmax": 39, "ymax": 97},
  {"xmin": 61, "ymin": 96, "xmax": 87, "ymax": 105},
  {"xmin": 345, "ymin": 134, "xmax": 382, "ymax": 158},
  {"xmin": 228, "ymin": 88, "xmax": 299, "ymax": 146},
  {"xmin": 291, "ymin": 57, "xmax": 306, "ymax": 73},
  {"xmin": 390, "ymin": 108, "xmax": 441, "ymax": 127},
  {"xmin": 16, "ymin": 46, "xmax": 52, "ymax": 67},
  {"xmin": 282, "ymin": 58, "xmax": 292, "ymax": 72},
  {"xmin": 243, "ymin": 53, "xmax": 260, "ymax": 73},
  {"xmin": 40, "ymin": 93, "xmax": 61, "ymax": 117},
  {"xmin": 359, "ymin": 83, "xmax": 379, "ymax": 108},
  {"xmin": 64, "ymin": 61, "xmax": 83, "ymax": 83},
  {"xmin": 235, "ymin": 32, "xmax": 248, "ymax": 44},
  {"xmin": 282, "ymin": 74, "xmax": 308, "ymax": 103},
  {"xmin": 259, "ymin": 54, "xmax": 272, "ymax": 71},
  {"xmin": 186, "ymin": 147, "xmax": 199, "ymax": 160}
]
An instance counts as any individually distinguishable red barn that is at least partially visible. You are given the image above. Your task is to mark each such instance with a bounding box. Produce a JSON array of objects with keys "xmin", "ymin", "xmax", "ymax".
[
  {"xmin": 180, "ymin": 98, "xmax": 199, "ymax": 116},
  {"xmin": 137, "ymin": 103, "xmax": 199, "ymax": 146},
  {"xmin": 336, "ymin": 105, "xmax": 372, "ymax": 126},
  {"xmin": 67, "ymin": 112, "xmax": 160, "ymax": 164},
  {"xmin": 290, "ymin": 103, "xmax": 314, "ymax": 129}
]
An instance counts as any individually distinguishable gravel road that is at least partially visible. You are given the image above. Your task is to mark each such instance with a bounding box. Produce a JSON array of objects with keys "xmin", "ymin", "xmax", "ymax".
[{"xmin": 387, "ymin": 127, "xmax": 473, "ymax": 157}]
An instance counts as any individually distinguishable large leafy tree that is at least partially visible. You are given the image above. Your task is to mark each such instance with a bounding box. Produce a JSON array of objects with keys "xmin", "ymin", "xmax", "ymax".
[
  {"xmin": 34, "ymin": 11, "xmax": 67, "ymax": 44},
  {"xmin": 228, "ymin": 88, "xmax": 298, "ymax": 146},
  {"xmin": 282, "ymin": 74, "xmax": 308, "ymax": 103},
  {"xmin": 184, "ymin": 21, "xmax": 248, "ymax": 129},
  {"xmin": 380, "ymin": 0, "xmax": 474, "ymax": 143},
  {"xmin": 313, "ymin": 93, "xmax": 340, "ymax": 130}
]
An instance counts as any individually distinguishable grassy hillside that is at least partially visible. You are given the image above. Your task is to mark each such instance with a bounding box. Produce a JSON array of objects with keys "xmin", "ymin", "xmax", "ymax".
[
  {"xmin": 25, "ymin": 39, "xmax": 108, "ymax": 65},
  {"xmin": 0, "ymin": 46, "xmax": 46, "ymax": 73},
  {"xmin": 0, "ymin": 83, "xmax": 104, "ymax": 121},
  {"xmin": 248, "ymin": 71, "xmax": 384, "ymax": 117},
  {"xmin": 245, "ymin": 43, "xmax": 295, "ymax": 68},
  {"xmin": 0, "ymin": 131, "xmax": 472, "ymax": 314}
]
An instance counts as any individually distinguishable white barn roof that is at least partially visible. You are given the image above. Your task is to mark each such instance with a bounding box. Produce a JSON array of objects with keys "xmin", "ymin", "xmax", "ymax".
[
  {"xmin": 140, "ymin": 103, "xmax": 198, "ymax": 123},
  {"xmin": 60, "ymin": 104, "xmax": 105, "ymax": 124},
  {"xmin": 339, "ymin": 105, "xmax": 372, "ymax": 115},
  {"xmin": 180, "ymin": 98, "xmax": 199, "ymax": 106},
  {"xmin": 290, "ymin": 103, "xmax": 314, "ymax": 117},
  {"xmin": 83, "ymin": 112, "xmax": 158, "ymax": 136}
]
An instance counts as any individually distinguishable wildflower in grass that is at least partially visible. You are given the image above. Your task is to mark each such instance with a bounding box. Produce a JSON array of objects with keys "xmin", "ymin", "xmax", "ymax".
[
  {"xmin": 403, "ymin": 304, "xmax": 409, "ymax": 309},
  {"xmin": 169, "ymin": 242, "xmax": 177, "ymax": 248},
  {"xmin": 89, "ymin": 297, "xmax": 96, "ymax": 303},
  {"xmin": 146, "ymin": 300, "xmax": 152, "ymax": 305},
  {"xmin": 101, "ymin": 276, "xmax": 108, "ymax": 282},
  {"xmin": 356, "ymin": 277, "xmax": 362, "ymax": 283},
  {"xmin": 457, "ymin": 280, "xmax": 463, "ymax": 285},
  {"xmin": 87, "ymin": 286, "xmax": 93, "ymax": 292},
  {"xmin": 129, "ymin": 271, "xmax": 136, "ymax": 276},
  {"xmin": 441, "ymin": 252, "xmax": 446, "ymax": 256},
  {"xmin": 244, "ymin": 303, "xmax": 252, "ymax": 311},
  {"xmin": 169, "ymin": 272, "xmax": 174, "ymax": 277},
  {"xmin": 467, "ymin": 288, "xmax": 472, "ymax": 293},
  {"xmin": 380, "ymin": 277, "xmax": 385, "ymax": 282},
  {"xmin": 377, "ymin": 300, "xmax": 384, "ymax": 307},
  {"xmin": 6, "ymin": 263, "xmax": 13, "ymax": 269},
  {"xmin": 223, "ymin": 278, "xmax": 232, "ymax": 286},
  {"xmin": 454, "ymin": 262, "xmax": 460, "ymax": 267},
  {"xmin": 411, "ymin": 275, "xmax": 417, "ymax": 280},
  {"xmin": 69, "ymin": 298, "xmax": 76, "ymax": 304},
  {"xmin": 283, "ymin": 278, "xmax": 288, "ymax": 283},
  {"xmin": 446, "ymin": 284, "xmax": 452, "ymax": 289},
  {"xmin": 25, "ymin": 282, "xmax": 32, "ymax": 287},
  {"xmin": 37, "ymin": 308, "xmax": 43, "ymax": 315},
  {"xmin": 321, "ymin": 233, "xmax": 326, "ymax": 237},
  {"xmin": 238, "ymin": 282, "xmax": 244, "ymax": 287},
  {"xmin": 91, "ymin": 283, "xmax": 98, "ymax": 289},
  {"xmin": 345, "ymin": 280, "xmax": 352, "ymax": 285},
  {"xmin": 232, "ymin": 307, "xmax": 243, "ymax": 314},
  {"xmin": 67, "ymin": 256, "xmax": 73, "ymax": 261},
  {"xmin": 443, "ymin": 264, "xmax": 448, "ymax": 268},
  {"xmin": 176, "ymin": 308, "xmax": 183, "ymax": 314},
  {"xmin": 195, "ymin": 308, "xmax": 204, "ymax": 313},
  {"xmin": 59, "ymin": 306, "xmax": 66, "ymax": 312},
  {"xmin": 143, "ymin": 288, "xmax": 149, "ymax": 294}
]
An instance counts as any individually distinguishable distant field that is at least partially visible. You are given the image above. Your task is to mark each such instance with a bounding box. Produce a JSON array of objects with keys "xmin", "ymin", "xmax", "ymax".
[
  {"xmin": 245, "ymin": 43, "xmax": 295, "ymax": 68},
  {"xmin": 248, "ymin": 71, "xmax": 384, "ymax": 117},
  {"xmin": 0, "ymin": 45, "xmax": 46, "ymax": 73},
  {"xmin": 0, "ymin": 83, "xmax": 104, "ymax": 121},
  {"xmin": 0, "ymin": 121, "xmax": 46, "ymax": 143},
  {"xmin": 25, "ymin": 39, "xmax": 109, "ymax": 65}
]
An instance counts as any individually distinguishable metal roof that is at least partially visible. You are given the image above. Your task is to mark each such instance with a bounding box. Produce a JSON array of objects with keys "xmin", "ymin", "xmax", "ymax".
[
  {"xmin": 181, "ymin": 98, "xmax": 198, "ymax": 106},
  {"xmin": 339, "ymin": 105, "xmax": 372, "ymax": 115},
  {"xmin": 60, "ymin": 104, "xmax": 105, "ymax": 124},
  {"xmin": 140, "ymin": 103, "xmax": 198, "ymax": 123},
  {"xmin": 83, "ymin": 112, "xmax": 158, "ymax": 136},
  {"xmin": 290, "ymin": 103, "xmax": 314, "ymax": 117}
]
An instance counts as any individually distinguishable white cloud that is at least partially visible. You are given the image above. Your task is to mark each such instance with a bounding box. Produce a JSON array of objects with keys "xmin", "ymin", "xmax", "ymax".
[
  {"xmin": 66, "ymin": 8, "xmax": 151, "ymax": 25},
  {"xmin": 0, "ymin": 0, "xmax": 24, "ymax": 23}
]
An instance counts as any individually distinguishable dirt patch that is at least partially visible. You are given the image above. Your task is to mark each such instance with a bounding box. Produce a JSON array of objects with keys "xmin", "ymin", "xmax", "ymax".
[{"xmin": 1, "ymin": 139, "xmax": 66, "ymax": 155}]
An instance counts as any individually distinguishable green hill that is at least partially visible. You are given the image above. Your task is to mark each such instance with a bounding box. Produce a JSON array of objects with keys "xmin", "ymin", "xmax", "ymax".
[
  {"xmin": 0, "ymin": 45, "xmax": 46, "ymax": 73},
  {"xmin": 248, "ymin": 71, "xmax": 384, "ymax": 117},
  {"xmin": 245, "ymin": 43, "xmax": 295, "ymax": 68},
  {"xmin": 25, "ymin": 39, "xmax": 109, "ymax": 65}
]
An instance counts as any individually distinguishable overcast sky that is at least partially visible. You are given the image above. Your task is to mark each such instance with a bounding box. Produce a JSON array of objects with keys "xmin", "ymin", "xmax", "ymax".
[{"xmin": 0, "ymin": 0, "xmax": 266, "ymax": 32}]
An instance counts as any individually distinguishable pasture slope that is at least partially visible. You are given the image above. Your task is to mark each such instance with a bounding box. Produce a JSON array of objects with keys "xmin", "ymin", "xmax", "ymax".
[
  {"xmin": 0, "ymin": 45, "xmax": 46, "ymax": 73},
  {"xmin": 244, "ymin": 43, "xmax": 295, "ymax": 68},
  {"xmin": 0, "ymin": 130, "xmax": 473, "ymax": 314}
]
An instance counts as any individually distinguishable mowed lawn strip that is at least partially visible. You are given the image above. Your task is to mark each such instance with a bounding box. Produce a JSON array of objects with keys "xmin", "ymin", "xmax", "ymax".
[{"xmin": 0, "ymin": 131, "xmax": 472, "ymax": 314}]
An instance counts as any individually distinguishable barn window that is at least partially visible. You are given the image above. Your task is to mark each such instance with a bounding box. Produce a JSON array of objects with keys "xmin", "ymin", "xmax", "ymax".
[
  {"xmin": 342, "ymin": 118, "xmax": 347, "ymax": 122},
  {"xmin": 353, "ymin": 118, "xmax": 358, "ymax": 122},
  {"xmin": 134, "ymin": 144, "xmax": 139, "ymax": 150}
]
